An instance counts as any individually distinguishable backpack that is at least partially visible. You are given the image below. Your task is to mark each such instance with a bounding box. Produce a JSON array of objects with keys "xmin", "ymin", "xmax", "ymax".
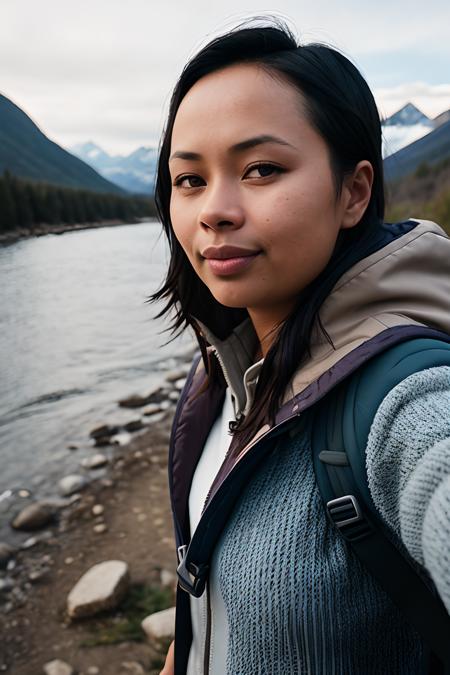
[{"xmin": 311, "ymin": 338, "xmax": 450, "ymax": 674}]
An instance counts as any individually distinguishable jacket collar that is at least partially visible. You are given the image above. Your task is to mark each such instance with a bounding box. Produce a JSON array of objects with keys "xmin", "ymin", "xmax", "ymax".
[{"xmin": 195, "ymin": 219, "xmax": 450, "ymax": 411}]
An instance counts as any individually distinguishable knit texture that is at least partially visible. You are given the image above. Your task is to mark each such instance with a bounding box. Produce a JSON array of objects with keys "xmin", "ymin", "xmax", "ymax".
[
  {"xmin": 209, "ymin": 366, "xmax": 450, "ymax": 674},
  {"xmin": 366, "ymin": 366, "xmax": 450, "ymax": 613}
]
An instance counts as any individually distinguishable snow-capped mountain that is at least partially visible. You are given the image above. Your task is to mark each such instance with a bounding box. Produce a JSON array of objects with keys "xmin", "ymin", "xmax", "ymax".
[
  {"xmin": 383, "ymin": 102, "xmax": 432, "ymax": 127},
  {"xmin": 381, "ymin": 103, "xmax": 434, "ymax": 158},
  {"xmin": 70, "ymin": 141, "xmax": 157, "ymax": 195}
]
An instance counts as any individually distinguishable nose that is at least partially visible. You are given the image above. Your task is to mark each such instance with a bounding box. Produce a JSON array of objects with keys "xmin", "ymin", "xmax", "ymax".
[{"xmin": 198, "ymin": 182, "xmax": 245, "ymax": 231}]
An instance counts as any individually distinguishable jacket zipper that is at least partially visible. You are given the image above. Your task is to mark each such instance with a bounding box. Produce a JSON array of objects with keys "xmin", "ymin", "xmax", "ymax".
[
  {"xmin": 197, "ymin": 414, "xmax": 300, "ymax": 675},
  {"xmin": 203, "ymin": 579, "xmax": 212, "ymax": 675}
]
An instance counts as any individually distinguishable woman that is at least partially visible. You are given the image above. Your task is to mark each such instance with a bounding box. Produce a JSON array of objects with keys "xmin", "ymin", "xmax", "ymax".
[{"xmin": 153, "ymin": 20, "xmax": 450, "ymax": 675}]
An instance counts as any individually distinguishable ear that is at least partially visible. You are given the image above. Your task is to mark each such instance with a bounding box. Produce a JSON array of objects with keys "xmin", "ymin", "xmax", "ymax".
[{"xmin": 340, "ymin": 160, "xmax": 374, "ymax": 230}]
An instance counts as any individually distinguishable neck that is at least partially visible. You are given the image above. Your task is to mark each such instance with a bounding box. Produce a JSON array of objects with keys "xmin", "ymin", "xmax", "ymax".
[{"xmin": 248, "ymin": 306, "xmax": 291, "ymax": 358}]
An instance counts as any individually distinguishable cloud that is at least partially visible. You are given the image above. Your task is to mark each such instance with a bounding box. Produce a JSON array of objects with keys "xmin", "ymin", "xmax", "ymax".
[
  {"xmin": 375, "ymin": 82, "xmax": 450, "ymax": 119},
  {"xmin": 1, "ymin": 0, "xmax": 450, "ymax": 153}
]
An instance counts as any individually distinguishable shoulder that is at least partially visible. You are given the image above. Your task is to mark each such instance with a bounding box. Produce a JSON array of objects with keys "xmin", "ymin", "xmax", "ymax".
[{"xmin": 366, "ymin": 365, "xmax": 450, "ymax": 530}]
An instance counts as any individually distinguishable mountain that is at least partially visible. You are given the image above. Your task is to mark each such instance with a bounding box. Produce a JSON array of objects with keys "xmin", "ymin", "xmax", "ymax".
[
  {"xmin": 383, "ymin": 102, "xmax": 432, "ymax": 127},
  {"xmin": 71, "ymin": 142, "xmax": 157, "ymax": 195},
  {"xmin": 434, "ymin": 109, "xmax": 450, "ymax": 129},
  {"xmin": 384, "ymin": 119, "xmax": 450, "ymax": 181},
  {"xmin": 381, "ymin": 103, "xmax": 434, "ymax": 158},
  {"xmin": 0, "ymin": 94, "xmax": 126, "ymax": 195}
]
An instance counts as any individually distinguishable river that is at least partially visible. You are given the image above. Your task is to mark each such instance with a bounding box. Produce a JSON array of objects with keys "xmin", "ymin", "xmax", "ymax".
[{"xmin": 0, "ymin": 221, "xmax": 193, "ymax": 540}]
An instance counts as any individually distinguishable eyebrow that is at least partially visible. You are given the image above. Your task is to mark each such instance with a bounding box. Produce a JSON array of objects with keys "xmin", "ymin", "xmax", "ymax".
[{"xmin": 169, "ymin": 134, "xmax": 294, "ymax": 162}]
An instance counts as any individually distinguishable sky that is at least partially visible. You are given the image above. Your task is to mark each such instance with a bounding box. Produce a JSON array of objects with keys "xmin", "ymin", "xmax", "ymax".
[{"xmin": 1, "ymin": 0, "xmax": 450, "ymax": 156}]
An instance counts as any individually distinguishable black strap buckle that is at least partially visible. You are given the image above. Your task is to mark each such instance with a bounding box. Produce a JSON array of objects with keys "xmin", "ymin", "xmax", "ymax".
[
  {"xmin": 176, "ymin": 545, "xmax": 209, "ymax": 597},
  {"xmin": 326, "ymin": 495, "xmax": 372, "ymax": 541}
]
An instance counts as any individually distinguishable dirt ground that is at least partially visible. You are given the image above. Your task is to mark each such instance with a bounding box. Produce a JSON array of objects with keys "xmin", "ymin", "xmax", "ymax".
[{"xmin": 0, "ymin": 412, "xmax": 177, "ymax": 675}]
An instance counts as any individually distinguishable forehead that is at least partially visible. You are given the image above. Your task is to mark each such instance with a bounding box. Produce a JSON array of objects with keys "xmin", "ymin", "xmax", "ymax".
[{"xmin": 170, "ymin": 63, "xmax": 308, "ymax": 150}]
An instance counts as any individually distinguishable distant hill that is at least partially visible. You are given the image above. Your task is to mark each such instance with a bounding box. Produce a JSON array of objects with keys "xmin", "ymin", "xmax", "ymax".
[
  {"xmin": 71, "ymin": 141, "xmax": 157, "ymax": 195},
  {"xmin": 0, "ymin": 94, "xmax": 126, "ymax": 195},
  {"xmin": 384, "ymin": 119, "xmax": 450, "ymax": 181}
]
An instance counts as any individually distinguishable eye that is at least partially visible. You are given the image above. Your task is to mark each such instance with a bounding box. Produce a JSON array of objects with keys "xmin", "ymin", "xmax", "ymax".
[
  {"xmin": 173, "ymin": 174, "xmax": 205, "ymax": 189},
  {"xmin": 244, "ymin": 163, "xmax": 284, "ymax": 179}
]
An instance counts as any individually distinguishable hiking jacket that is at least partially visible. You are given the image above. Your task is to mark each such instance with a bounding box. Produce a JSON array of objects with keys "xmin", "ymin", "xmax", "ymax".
[{"xmin": 168, "ymin": 219, "xmax": 450, "ymax": 674}]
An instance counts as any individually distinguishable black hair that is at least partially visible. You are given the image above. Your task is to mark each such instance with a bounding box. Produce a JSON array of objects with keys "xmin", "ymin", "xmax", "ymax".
[{"xmin": 150, "ymin": 17, "xmax": 385, "ymax": 441}]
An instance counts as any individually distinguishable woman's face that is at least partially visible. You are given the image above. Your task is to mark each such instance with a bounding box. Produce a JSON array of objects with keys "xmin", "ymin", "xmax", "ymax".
[{"xmin": 169, "ymin": 63, "xmax": 356, "ymax": 321}]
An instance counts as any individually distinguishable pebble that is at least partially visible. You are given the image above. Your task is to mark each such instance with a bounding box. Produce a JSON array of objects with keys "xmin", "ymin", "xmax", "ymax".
[
  {"xmin": 142, "ymin": 403, "xmax": 163, "ymax": 416},
  {"xmin": 0, "ymin": 543, "xmax": 17, "ymax": 569},
  {"xmin": 120, "ymin": 662, "xmax": 145, "ymax": 675},
  {"xmin": 92, "ymin": 504, "xmax": 104, "ymax": 516},
  {"xmin": 42, "ymin": 659, "xmax": 74, "ymax": 675},
  {"xmin": 86, "ymin": 668, "xmax": 100, "ymax": 675},
  {"xmin": 141, "ymin": 606, "xmax": 176, "ymax": 641},
  {"xmin": 160, "ymin": 569, "xmax": 176, "ymax": 587},
  {"xmin": 81, "ymin": 453, "xmax": 108, "ymax": 469},
  {"xmin": 65, "ymin": 557, "xmax": 74, "ymax": 565},
  {"xmin": 89, "ymin": 423, "xmax": 120, "ymax": 439},
  {"xmin": 58, "ymin": 474, "xmax": 86, "ymax": 497},
  {"xmin": 123, "ymin": 419, "xmax": 144, "ymax": 433},
  {"xmin": 21, "ymin": 536, "xmax": 38, "ymax": 549},
  {"xmin": 137, "ymin": 513, "xmax": 147, "ymax": 522},
  {"xmin": 18, "ymin": 489, "xmax": 31, "ymax": 498},
  {"xmin": 93, "ymin": 523, "xmax": 107, "ymax": 534},
  {"xmin": 0, "ymin": 577, "xmax": 13, "ymax": 593}
]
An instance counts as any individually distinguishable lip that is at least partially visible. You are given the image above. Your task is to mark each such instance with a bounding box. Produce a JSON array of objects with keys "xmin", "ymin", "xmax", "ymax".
[
  {"xmin": 201, "ymin": 245, "xmax": 261, "ymax": 260},
  {"xmin": 201, "ymin": 246, "xmax": 262, "ymax": 276}
]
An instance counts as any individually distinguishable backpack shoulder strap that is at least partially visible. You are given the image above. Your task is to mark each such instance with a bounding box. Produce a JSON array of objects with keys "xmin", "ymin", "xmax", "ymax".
[{"xmin": 311, "ymin": 337, "xmax": 450, "ymax": 671}]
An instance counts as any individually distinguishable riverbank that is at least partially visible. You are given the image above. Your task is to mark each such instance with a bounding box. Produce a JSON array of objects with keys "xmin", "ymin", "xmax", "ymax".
[
  {"xmin": 0, "ymin": 218, "xmax": 153, "ymax": 246},
  {"xmin": 0, "ymin": 353, "xmax": 196, "ymax": 674}
]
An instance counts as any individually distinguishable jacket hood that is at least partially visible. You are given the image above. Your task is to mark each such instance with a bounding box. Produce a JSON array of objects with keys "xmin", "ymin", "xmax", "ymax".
[{"xmin": 196, "ymin": 219, "xmax": 450, "ymax": 415}]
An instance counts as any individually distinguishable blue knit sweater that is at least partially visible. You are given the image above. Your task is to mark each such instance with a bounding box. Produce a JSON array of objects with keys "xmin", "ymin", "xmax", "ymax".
[{"xmin": 199, "ymin": 366, "xmax": 450, "ymax": 674}]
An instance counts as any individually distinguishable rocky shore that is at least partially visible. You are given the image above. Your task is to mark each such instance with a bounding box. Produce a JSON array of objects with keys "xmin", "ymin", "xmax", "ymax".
[
  {"xmin": 0, "ymin": 218, "xmax": 151, "ymax": 246},
  {"xmin": 0, "ymin": 351, "xmax": 197, "ymax": 675}
]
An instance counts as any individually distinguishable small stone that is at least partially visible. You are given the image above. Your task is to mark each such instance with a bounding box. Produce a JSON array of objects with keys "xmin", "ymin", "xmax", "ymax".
[
  {"xmin": 42, "ymin": 659, "xmax": 74, "ymax": 675},
  {"xmin": 141, "ymin": 606, "xmax": 176, "ymax": 641},
  {"xmin": 93, "ymin": 523, "xmax": 107, "ymax": 534},
  {"xmin": 174, "ymin": 377, "xmax": 186, "ymax": 391},
  {"xmin": 21, "ymin": 536, "xmax": 38, "ymax": 549},
  {"xmin": 142, "ymin": 403, "xmax": 163, "ymax": 416},
  {"xmin": 67, "ymin": 444, "xmax": 78, "ymax": 450},
  {"xmin": 153, "ymin": 518, "xmax": 164, "ymax": 527},
  {"xmin": 165, "ymin": 366, "xmax": 189, "ymax": 383},
  {"xmin": 65, "ymin": 557, "xmax": 74, "ymax": 565},
  {"xmin": 92, "ymin": 504, "xmax": 104, "ymax": 516},
  {"xmin": 0, "ymin": 577, "xmax": 13, "ymax": 593},
  {"xmin": 120, "ymin": 662, "xmax": 145, "ymax": 675},
  {"xmin": 86, "ymin": 668, "xmax": 100, "ymax": 675},
  {"xmin": 81, "ymin": 453, "xmax": 108, "ymax": 469},
  {"xmin": 160, "ymin": 569, "xmax": 176, "ymax": 588},
  {"xmin": 11, "ymin": 501, "xmax": 59, "ymax": 531},
  {"xmin": 58, "ymin": 475, "xmax": 86, "ymax": 497},
  {"xmin": 89, "ymin": 423, "xmax": 120, "ymax": 439},
  {"xmin": 137, "ymin": 513, "xmax": 147, "ymax": 522},
  {"xmin": 133, "ymin": 450, "xmax": 143, "ymax": 459},
  {"xmin": 0, "ymin": 543, "xmax": 17, "ymax": 569},
  {"xmin": 123, "ymin": 419, "xmax": 144, "ymax": 433},
  {"xmin": 67, "ymin": 560, "xmax": 129, "ymax": 618},
  {"xmin": 29, "ymin": 568, "xmax": 49, "ymax": 583},
  {"xmin": 18, "ymin": 489, "xmax": 30, "ymax": 498},
  {"xmin": 168, "ymin": 391, "xmax": 179, "ymax": 402}
]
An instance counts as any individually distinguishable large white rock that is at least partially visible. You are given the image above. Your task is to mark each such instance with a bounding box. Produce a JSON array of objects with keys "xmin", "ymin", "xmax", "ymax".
[
  {"xmin": 43, "ymin": 659, "xmax": 74, "ymax": 675},
  {"xmin": 141, "ymin": 606, "xmax": 176, "ymax": 641},
  {"xmin": 67, "ymin": 560, "xmax": 129, "ymax": 618}
]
